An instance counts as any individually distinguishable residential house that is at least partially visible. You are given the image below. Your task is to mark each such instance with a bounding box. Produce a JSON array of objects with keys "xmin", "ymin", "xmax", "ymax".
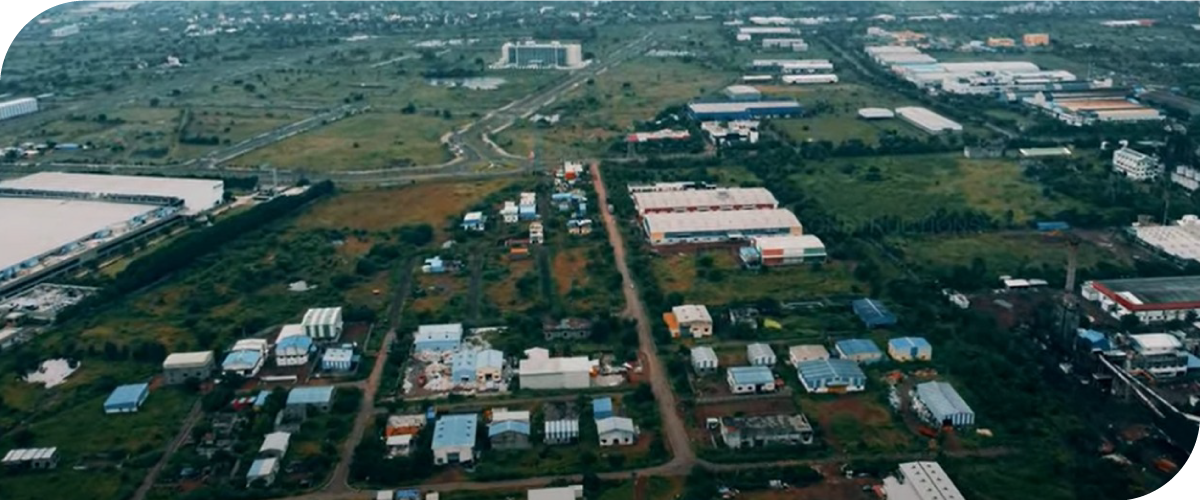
[
  {"xmin": 104, "ymin": 383, "xmax": 149, "ymax": 414},
  {"xmin": 162, "ymin": 351, "xmax": 215, "ymax": 385},
  {"xmin": 747, "ymin": 343, "xmax": 776, "ymax": 366},
  {"xmin": 691, "ymin": 346, "xmax": 719, "ymax": 374},
  {"xmin": 726, "ymin": 366, "xmax": 776, "ymax": 394},
  {"xmin": 432, "ymin": 414, "xmax": 479, "ymax": 465},
  {"xmin": 543, "ymin": 317, "xmax": 593, "ymax": 341},
  {"xmin": 788, "ymin": 345, "xmax": 829, "ymax": 366},
  {"xmin": 414, "ymin": 323, "xmax": 465, "ymax": 353},
  {"xmin": 274, "ymin": 324, "xmax": 313, "ymax": 367},
  {"xmin": 302, "ymin": 307, "xmax": 343, "ymax": 341},
  {"xmin": 664, "ymin": 304, "xmax": 713, "ymax": 338},
  {"xmin": 888, "ymin": 337, "xmax": 933, "ymax": 362},
  {"xmin": 596, "ymin": 416, "xmax": 638, "ymax": 446},
  {"xmin": 719, "ymin": 414, "xmax": 814, "ymax": 448}
]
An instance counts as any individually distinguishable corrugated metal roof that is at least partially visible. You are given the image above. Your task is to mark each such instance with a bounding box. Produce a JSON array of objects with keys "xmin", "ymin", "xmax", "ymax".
[
  {"xmin": 2, "ymin": 447, "xmax": 57, "ymax": 463},
  {"xmin": 836, "ymin": 338, "xmax": 882, "ymax": 357},
  {"xmin": 728, "ymin": 366, "xmax": 775, "ymax": 385},
  {"xmin": 691, "ymin": 346, "xmax": 718, "ymax": 364},
  {"xmin": 797, "ymin": 358, "xmax": 865, "ymax": 383},
  {"xmin": 915, "ymin": 382, "xmax": 973, "ymax": 422},
  {"xmin": 415, "ymin": 323, "xmax": 464, "ymax": 343},
  {"xmin": 247, "ymin": 457, "xmax": 278, "ymax": 479},
  {"xmin": 888, "ymin": 337, "xmax": 931, "ymax": 352},
  {"xmin": 163, "ymin": 351, "xmax": 214, "ymax": 369},
  {"xmin": 104, "ymin": 383, "xmax": 149, "ymax": 409},
  {"xmin": 302, "ymin": 307, "xmax": 342, "ymax": 327},
  {"xmin": 672, "ymin": 304, "xmax": 712, "ymax": 324},
  {"xmin": 476, "ymin": 349, "xmax": 504, "ymax": 369},
  {"xmin": 592, "ymin": 397, "xmax": 613, "ymax": 414},
  {"xmin": 260, "ymin": 432, "xmax": 290, "ymax": 454},
  {"xmin": 596, "ymin": 416, "xmax": 637, "ymax": 434},
  {"xmin": 747, "ymin": 343, "xmax": 775, "ymax": 360},
  {"xmin": 688, "ymin": 100, "xmax": 802, "ymax": 114},
  {"xmin": 286, "ymin": 386, "xmax": 335, "ymax": 405},
  {"xmin": 488, "ymin": 419, "xmax": 530, "ymax": 437},
  {"xmin": 644, "ymin": 209, "xmax": 801, "ymax": 234},
  {"xmin": 432, "ymin": 414, "xmax": 478, "ymax": 449},
  {"xmin": 632, "ymin": 187, "xmax": 778, "ymax": 213}
]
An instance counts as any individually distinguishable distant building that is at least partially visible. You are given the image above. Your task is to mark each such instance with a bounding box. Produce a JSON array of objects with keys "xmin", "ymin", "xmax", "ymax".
[
  {"xmin": 852, "ymin": 298, "xmax": 897, "ymax": 328},
  {"xmin": 632, "ymin": 187, "xmax": 778, "ymax": 216},
  {"xmin": 489, "ymin": 419, "xmax": 531, "ymax": 450},
  {"xmin": 414, "ymin": 323, "xmax": 465, "ymax": 353},
  {"xmin": 497, "ymin": 41, "xmax": 585, "ymax": 69},
  {"xmin": 529, "ymin": 221, "xmax": 545, "ymax": 244},
  {"xmin": 858, "ymin": 108, "xmax": 895, "ymax": 120},
  {"xmin": 691, "ymin": 346, "xmax": 719, "ymax": 374},
  {"xmin": 518, "ymin": 348, "xmax": 592, "ymax": 390},
  {"xmin": 723, "ymin": 85, "xmax": 762, "ymax": 101},
  {"xmin": 762, "ymin": 38, "xmax": 809, "ymax": 51},
  {"xmin": 1171, "ymin": 167, "xmax": 1200, "ymax": 192},
  {"xmin": 644, "ymin": 209, "xmax": 803, "ymax": 246},
  {"xmin": 1, "ymin": 447, "xmax": 58, "ymax": 470},
  {"xmin": 1128, "ymin": 333, "xmax": 1190, "ymax": 380},
  {"xmin": 321, "ymin": 345, "xmax": 356, "ymax": 372},
  {"xmin": 719, "ymin": 414, "xmax": 814, "ymax": 448},
  {"xmin": 501, "ymin": 201, "xmax": 519, "ymax": 223},
  {"xmin": 528, "ymin": 485, "xmax": 585, "ymax": 500},
  {"xmin": 0, "ymin": 98, "xmax": 38, "ymax": 122},
  {"xmin": 911, "ymin": 381, "xmax": 975, "ymax": 428},
  {"xmin": 1082, "ymin": 276, "xmax": 1200, "ymax": 323},
  {"xmin": 543, "ymin": 403, "xmax": 580, "ymax": 445},
  {"xmin": 246, "ymin": 457, "xmax": 279, "ymax": 486},
  {"xmin": 665, "ymin": 304, "xmax": 713, "ymax": 338},
  {"xmin": 162, "ymin": 351, "xmax": 215, "ymax": 385},
  {"xmin": 275, "ymin": 324, "xmax": 313, "ymax": 367},
  {"xmin": 687, "ymin": 100, "xmax": 802, "ymax": 121},
  {"xmin": 986, "ymin": 37, "xmax": 1016, "ymax": 48},
  {"xmin": 592, "ymin": 397, "xmax": 614, "ymax": 419},
  {"xmin": 474, "ymin": 349, "xmax": 505, "ymax": 385},
  {"xmin": 896, "ymin": 107, "xmax": 963, "ymax": 134},
  {"xmin": 740, "ymin": 235, "xmax": 827, "ymax": 267},
  {"xmin": 1112, "ymin": 147, "xmax": 1160, "ymax": 181},
  {"xmin": 747, "ymin": 343, "xmax": 777, "ymax": 366},
  {"xmin": 462, "ymin": 211, "xmax": 486, "ymax": 231},
  {"xmin": 883, "ymin": 462, "xmax": 964, "ymax": 500},
  {"xmin": 259, "ymin": 432, "xmax": 291, "ymax": 458},
  {"xmin": 782, "ymin": 74, "xmax": 839, "ymax": 85},
  {"xmin": 543, "ymin": 318, "xmax": 593, "ymax": 340},
  {"xmin": 888, "ymin": 337, "xmax": 933, "ymax": 362},
  {"xmin": 796, "ymin": 358, "xmax": 867, "ymax": 393},
  {"xmin": 836, "ymin": 339, "xmax": 884, "ymax": 364},
  {"xmin": 726, "ymin": 366, "xmax": 776, "ymax": 394},
  {"xmin": 432, "ymin": 414, "xmax": 479, "ymax": 464},
  {"xmin": 284, "ymin": 386, "xmax": 336, "ymax": 419},
  {"xmin": 788, "ymin": 345, "xmax": 829, "ymax": 366},
  {"xmin": 1023, "ymin": 33, "xmax": 1051, "ymax": 46},
  {"xmin": 596, "ymin": 416, "xmax": 638, "ymax": 446},
  {"xmin": 222, "ymin": 339, "xmax": 268, "ymax": 377},
  {"xmin": 302, "ymin": 307, "xmax": 343, "ymax": 341},
  {"xmin": 103, "ymin": 383, "xmax": 149, "ymax": 414},
  {"xmin": 51, "ymin": 24, "xmax": 80, "ymax": 38}
]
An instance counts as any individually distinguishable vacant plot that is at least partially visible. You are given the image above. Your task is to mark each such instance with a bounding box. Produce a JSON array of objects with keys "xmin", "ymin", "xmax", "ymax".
[
  {"xmin": 409, "ymin": 272, "xmax": 469, "ymax": 315},
  {"xmin": 767, "ymin": 83, "xmax": 926, "ymax": 145},
  {"xmin": 296, "ymin": 179, "xmax": 513, "ymax": 234},
  {"xmin": 173, "ymin": 106, "xmax": 299, "ymax": 158},
  {"xmin": 800, "ymin": 394, "xmax": 913, "ymax": 454},
  {"xmin": 652, "ymin": 250, "xmax": 863, "ymax": 304},
  {"xmin": 888, "ymin": 232, "xmax": 1129, "ymax": 278},
  {"xmin": 484, "ymin": 258, "xmax": 535, "ymax": 310},
  {"xmin": 553, "ymin": 247, "xmax": 590, "ymax": 296},
  {"xmin": 240, "ymin": 110, "xmax": 459, "ymax": 171},
  {"xmin": 693, "ymin": 398, "xmax": 799, "ymax": 420},
  {"xmin": 794, "ymin": 154, "xmax": 1082, "ymax": 227},
  {"xmin": 1, "ymin": 107, "xmax": 184, "ymax": 164}
]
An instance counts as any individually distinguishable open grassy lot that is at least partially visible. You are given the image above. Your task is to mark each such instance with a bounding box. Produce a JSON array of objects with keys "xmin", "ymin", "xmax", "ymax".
[
  {"xmin": 767, "ymin": 83, "xmax": 925, "ymax": 145},
  {"xmin": 239, "ymin": 110, "xmax": 460, "ymax": 171},
  {"xmin": 886, "ymin": 232, "xmax": 1129, "ymax": 279},
  {"xmin": 793, "ymin": 154, "xmax": 1083, "ymax": 228},
  {"xmin": 652, "ymin": 250, "xmax": 863, "ymax": 305},
  {"xmin": 798, "ymin": 393, "xmax": 915, "ymax": 454},
  {"xmin": 295, "ymin": 179, "xmax": 514, "ymax": 237},
  {"xmin": 0, "ymin": 107, "xmax": 183, "ymax": 164},
  {"xmin": 172, "ymin": 106, "xmax": 301, "ymax": 158}
]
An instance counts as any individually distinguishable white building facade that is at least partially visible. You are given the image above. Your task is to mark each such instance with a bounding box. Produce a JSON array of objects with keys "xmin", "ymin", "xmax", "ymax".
[{"xmin": 1113, "ymin": 147, "xmax": 1160, "ymax": 181}]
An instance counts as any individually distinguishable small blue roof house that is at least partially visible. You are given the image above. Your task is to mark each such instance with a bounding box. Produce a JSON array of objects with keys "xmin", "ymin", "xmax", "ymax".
[
  {"xmin": 852, "ymin": 298, "xmax": 897, "ymax": 328},
  {"xmin": 592, "ymin": 397, "xmax": 614, "ymax": 419},
  {"xmin": 836, "ymin": 339, "xmax": 884, "ymax": 364},
  {"xmin": 104, "ymin": 383, "xmax": 150, "ymax": 414},
  {"xmin": 451, "ymin": 350, "xmax": 479, "ymax": 384},
  {"xmin": 432, "ymin": 414, "xmax": 479, "ymax": 465}
]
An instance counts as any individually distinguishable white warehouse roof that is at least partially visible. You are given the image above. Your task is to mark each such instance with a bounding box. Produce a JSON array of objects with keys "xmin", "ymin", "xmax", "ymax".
[
  {"xmin": 752, "ymin": 234, "xmax": 825, "ymax": 252},
  {"xmin": 896, "ymin": 107, "xmax": 963, "ymax": 133},
  {"xmin": 518, "ymin": 355, "xmax": 592, "ymax": 376},
  {"xmin": 643, "ymin": 209, "xmax": 802, "ymax": 234},
  {"xmin": 163, "ymin": 351, "xmax": 214, "ymax": 369},
  {"xmin": 632, "ymin": 187, "xmax": 778, "ymax": 213},
  {"xmin": 673, "ymin": 304, "xmax": 712, "ymax": 324},
  {"xmin": 0, "ymin": 172, "xmax": 224, "ymax": 215},
  {"xmin": 858, "ymin": 107, "xmax": 896, "ymax": 119},
  {"xmin": 0, "ymin": 197, "xmax": 158, "ymax": 273}
]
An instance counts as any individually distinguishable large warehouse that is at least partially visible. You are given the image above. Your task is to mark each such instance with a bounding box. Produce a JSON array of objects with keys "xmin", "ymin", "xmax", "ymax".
[
  {"xmin": 0, "ymin": 97, "xmax": 38, "ymax": 122},
  {"xmin": 739, "ymin": 234, "xmax": 827, "ymax": 267},
  {"xmin": 495, "ymin": 41, "xmax": 584, "ymax": 69},
  {"xmin": 1082, "ymin": 275, "xmax": 1200, "ymax": 324},
  {"xmin": 642, "ymin": 209, "xmax": 802, "ymax": 246},
  {"xmin": 631, "ymin": 187, "xmax": 778, "ymax": 215},
  {"xmin": 895, "ymin": 107, "xmax": 963, "ymax": 134},
  {"xmin": 911, "ymin": 381, "xmax": 975, "ymax": 428},
  {"xmin": 0, "ymin": 172, "xmax": 223, "ymax": 298},
  {"xmin": 687, "ymin": 100, "xmax": 802, "ymax": 121}
]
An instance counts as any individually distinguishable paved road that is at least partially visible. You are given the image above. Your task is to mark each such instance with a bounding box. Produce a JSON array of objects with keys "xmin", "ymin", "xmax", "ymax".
[{"xmin": 131, "ymin": 400, "xmax": 203, "ymax": 500}]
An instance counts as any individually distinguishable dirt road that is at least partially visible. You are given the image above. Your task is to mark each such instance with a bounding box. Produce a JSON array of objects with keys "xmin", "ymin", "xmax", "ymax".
[{"xmin": 131, "ymin": 400, "xmax": 203, "ymax": 500}]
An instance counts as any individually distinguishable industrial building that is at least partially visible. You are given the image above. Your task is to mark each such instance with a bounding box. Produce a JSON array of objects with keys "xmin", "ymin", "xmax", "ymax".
[
  {"xmin": 912, "ymin": 381, "xmax": 975, "ymax": 428},
  {"xmin": 518, "ymin": 348, "xmax": 592, "ymax": 390},
  {"xmin": 895, "ymin": 107, "xmax": 963, "ymax": 134},
  {"xmin": 103, "ymin": 383, "xmax": 150, "ymax": 414},
  {"xmin": 461, "ymin": 211, "xmax": 486, "ymax": 231},
  {"xmin": 1112, "ymin": 147, "xmax": 1160, "ymax": 181},
  {"xmin": 528, "ymin": 485, "xmax": 585, "ymax": 500},
  {"xmin": 888, "ymin": 337, "xmax": 933, "ymax": 362},
  {"xmin": 432, "ymin": 414, "xmax": 479, "ymax": 465},
  {"xmin": 302, "ymin": 307, "xmax": 343, "ymax": 341},
  {"xmin": 737, "ymin": 26, "xmax": 797, "ymax": 38},
  {"xmin": 762, "ymin": 38, "xmax": 809, "ymax": 51},
  {"xmin": 747, "ymin": 343, "xmax": 777, "ymax": 366},
  {"xmin": 0, "ymin": 172, "xmax": 223, "ymax": 215},
  {"xmin": 664, "ymin": 304, "xmax": 713, "ymax": 338},
  {"xmin": 782, "ymin": 74, "xmax": 839, "ymax": 85},
  {"xmin": 631, "ymin": 187, "xmax": 778, "ymax": 215},
  {"xmin": 858, "ymin": 107, "xmax": 896, "ymax": 120},
  {"xmin": 687, "ymin": 100, "xmax": 802, "ymax": 121},
  {"xmin": 836, "ymin": 338, "xmax": 884, "ymax": 364},
  {"xmin": 275, "ymin": 324, "xmax": 314, "ymax": 367},
  {"xmin": 642, "ymin": 209, "xmax": 803, "ymax": 246},
  {"xmin": 739, "ymin": 234, "xmax": 827, "ymax": 267},
  {"xmin": 727, "ymin": 366, "xmax": 777, "ymax": 394},
  {"xmin": 788, "ymin": 345, "xmax": 830, "ymax": 366},
  {"xmin": 1023, "ymin": 89, "xmax": 1162, "ymax": 126},
  {"xmin": 542, "ymin": 317, "xmax": 593, "ymax": 341},
  {"xmin": 796, "ymin": 358, "xmax": 867, "ymax": 393},
  {"xmin": 883, "ymin": 461, "xmax": 964, "ymax": 500},
  {"xmin": 162, "ymin": 351, "xmax": 215, "ymax": 385},
  {"xmin": 2, "ymin": 447, "xmax": 58, "ymax": 470},
  {"xmin": 52, "ymin": 24, "xmax": 80, "ymax": 38},
  {"xmin": 750, "ymin": 59, "xmax": 833, "ymax": 74},
  {"xmin": 1132, "ymin": 215, "xmax": 1200, "ymax": 263},
  {"xmin": 247, "ymin": 458, "xmax": 280, "ymax": 487},
  {"xmin": 700, "ymin": 120, "xmax": 760, "ymax": 146},
  {"xmin": 0, "ymin": 97, "xmax": 38, "ymax": 121},
  {"xmin": 596, "ymin": 417, "xmax": 639, "ymax": 446},
  {"xmin": 321, "ymin": 345, "xmax": 356, "ymax": 372},
  {"xmin": 1082, "ymin": 276, "xmax": 1200, "ymax": 324},
  {"xmin": 853, "ymin": 298, "xmax": 897, "ymax": 328},
  {"xmin": 1128, "ymin": 333, "xmax": 1191, "ymax": 380},
  {"xmin": 222, "ymin": 338, "xmax": 268, "ymax": 377},
  {"xmin": 496, "ymin": 41, "xmax": 585, "ymax": 69},
  {"xmin": 691, "ymin": 346, "xmax": 719, "ymax": 374},
  {"xmin": 723, "ymin": 85, "xmax": 762, "ymax": 101},
  {"xmin": 259, "ymin": 432, "xmax": 291, "ymax": 458},
  {"xmin": 489, "ymin": 418, "xmax": 531, "ymax": 450},
  {"xmin": 543, "ymin": 403, "xmax": 580, "ymax": 445},
  {"xmin": 719, "ymin": 414, "xmax": 814, "ymax": 448},
  {"xmin": 285, "ymin": 386, "xmax": 335, "ymax": 420},
  {"xmin": 1171, "ymin": 166, "xmax": 1200, "ymax": 192},
  {"xmin": 414, "ymin": 323, "xmax": 465, "ymax": 352},
  {"xmin": 1024, "ymin": 33, "xmax": 1051, "ymax": 46}
]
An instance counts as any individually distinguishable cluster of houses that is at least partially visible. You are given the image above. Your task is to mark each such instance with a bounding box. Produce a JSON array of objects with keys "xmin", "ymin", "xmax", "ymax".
[
  {"xmin": 409, "ymin": 323, "xmax": 508, "ymax": 394},
  {"xmin": 555, "ymin": 161, "xmax": 593, "ymax": 236}
]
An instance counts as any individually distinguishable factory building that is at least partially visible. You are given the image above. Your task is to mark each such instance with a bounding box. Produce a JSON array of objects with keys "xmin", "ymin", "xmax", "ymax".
[
  {"xmin": 691, "ymin": 346, "xmax": 719, "ymax": 374},
  {"xmin": 788, "ymin": 345, "xmax": 830, "ymax": 366},
  {"xmin": 1128, "ymin": 333, "xmax": 1191, "ymax": 380},
  {"xmin": 1171, "ymin": 166, "xmax": 1200, "ymax": 192},
  {"xmin": 700, "ymin": 120, "xmax": 760, "ymax": 146},
  {"xmin": 858, "ymin": 107, "xmax": 896, "ymax": 119},
  {"xmin": 0, "ymin": 172, "xmax": 223, "ymax": 215},
  {"xmin": 895, "ymin": 107, "xmax": 963, "ymax": 134},
  {"xmin": 726, "ymin": 366, "xmax": 777, "ymax": 394},
  {"xmin": 302, "ymin": 307, "xmax": 343, "ymax": 341},
  {"xmin": 719, "ymin": 414, "xmax": 814, "ymax": 448},
  {"xmin": 911, "ymin": 381, "xmax": 975, "ymax": 428},
  {"xmin": 275, "ymin": 324, "xmax": 313, "ymax": 367},
  {"xmin": 642, "ymin": 209, "xmax": 803, "ymax": 246},
  {"xmin": 1112, "ymin": 147, "xmax": 1160, "ymax": 181},
  {"xmin": 52, "ymin": 24, "xmax": 80, "ymax": 38},
  {"xmin": 747, "ymin": 343, "xmax": 777, "ymax": 366},
  {"xmin": 518, "ymin": 348, "xmax": 592, "ymax": 390},
  {"xmin": 0, "ymin": 97, "xmax": 38, "ymax": 121},
  {"xmin": 737, "ymin": 26, "xmax": 797, "ymax": 38},
  {"xmin": 413, "ymin": 323, "xmax": 464, "ymax": 353},
  {"xmin": 496, "ymin": 41, "xmax": 584, "ymax": 69},
  {"xmin": 722, "ymin": 85, "xmax": 762, "ymax": 101},
  {"xmin": 1023, "ymin": 89, "xmax": 1162, "ymax": 126},
  {"xmin": 1134, "ymin": 215, "xmax": 1200, "ymax": 263},
  {"xmin": 883, "ymin": 462, "xmax": 964, "ymax": 500},
  {"xmin": 432, "ymin": 414, "xmax": 479, "ymax": 465},
  {"xmin": 104, "ymin": 383, "xmax": 150, "ymax": 414},
  {"xmin": 836, "ymin": 338, "xmax": 884, "ymax": 364},
  {"xmin": 687, "ymin": 100, "xmax": 802, "ymax": 121},
  {"xmin": 632, "ymin": 187, "xmax": 778, "ymax": 216},
  {"xmin": 761, "ymin": 38, "xmax": 809, "ymax": 51},
  {"xmin": 796, "ymin": 358, "xmax": 866, "ymax": 393},
  {"xmin": 162, "ymin": 351, "xmax": 215, "ymax": 385},
  {"xmin": 782, "ymin": 74, "xmax": 839, "ymax": 85},
  {"xmin": 739, "ymin": 234, "xmax": 826, "ymax": 267},
  {"xmin": 888, "ymin": 337, "xmax": 933, "ymax": 362},
  {"xmin": 222, "ymin": 339, "xmax": 268, "ymax": 378},
  {"xmin": 664, "ymin": 304, "xmax": 713, "ymax": 338},
  {"xmin": 2, "ymin": 448, "xmax": 58, "ymax": 470},
  {"xmin": 853, "ymin": 298, "xmax": 897, "ymax": 328},
  {"xmin": 1082, "ymin": 275, "xmax": 1200, "ymax": 324},
  {"xmin": 750, "ymin": 59, "xmax": 833, "ymax": 74}
]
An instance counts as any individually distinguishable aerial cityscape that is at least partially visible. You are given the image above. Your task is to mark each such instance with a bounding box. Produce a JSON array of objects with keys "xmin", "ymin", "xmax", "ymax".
[{"xmin": 2, "ymin": 1, "xmax": 1200, "ymax": 500}]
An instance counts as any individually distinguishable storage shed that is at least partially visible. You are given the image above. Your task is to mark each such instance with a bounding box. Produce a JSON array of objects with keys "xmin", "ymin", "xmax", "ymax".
[
  {"xmin": 796, "ymin": 358, "xmax": 867, "ymax": 393},
  {"xmin": 726, "ymin": 366, "xmax": 776, "ymax": 394},
  {"xmin": 104, "ymin": 383, "xmax": 149, "ymax": 414},
  {"xmin": 852, "ymin": 298, "xmax": 897, "ymax": 328},
  {"xmin": 788, "ymin": 345, "xmax": 830, "ymax": 366},
  {"xmin": 888, "ymin": 337, "xmax": 932, "ymax": 362},
  {"xmin": 835, "ymin": 338, "xmax": 884, "ymax": 364},
  {"xmin": 691, "ymin": 346, "xmax": 719, "ymax": 374},
  {"xmin": 747, "ymin": 343, "xmax": 777, "ymax": 366},
  {"xmin": 912, "ymin": 381, "xmax": 975, "ymax": 428},
  {"xmin": 302, "ymin": 307, "xmax": 343, "ymax": 341}
]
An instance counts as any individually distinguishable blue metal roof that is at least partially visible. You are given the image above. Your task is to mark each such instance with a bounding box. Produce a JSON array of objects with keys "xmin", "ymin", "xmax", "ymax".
[
  {"xmin": 395, "ymin": 491, "xmax": 421, "ymax": 500},
  {"xmin": 104, "ymin": 383, "xmax": 149, "ymax": 410},
  {"xmin": 797, "ymin": 358, "xmax": 866, "ymax": 384},
  {"xmin": 592, "ymin": 397, "xmax": 613, "ymax": 415},
  {"xmin": 432, "ymin": 414, "xmax": 478, "ymax": 449},
  {"xmin": 253, "ymin": 390, "xmax": 271, "ymax": 408},
  {"xmin": 836, "ymin": 338, "xmax": 882, "ymax": 357},
  {"xmin": 488, "ymin": 419, "xmax": 531, "ymax": 437},
  {"xmin": 1187, "ymin": 353, "xmax": 1200, "ymax": 370},
  {"xmin": 852, "ymin": 298, "xmax": 897, "ymax": 327},
  {"xmin": 915, "ymin": 381, "xmax": 973, "ymax": 421},
  {"xmin": 247, "ymin": 457, "xmax": 276, "ymax": 478},
  {"xmin": 1077, "ymin": 329, "xmax": 1113, "ymax": 351},
  {"xmin": 888, "ymin": 337, "xmax": 931, "ymax": 351},
  {"xmin": 275, "ymin": 335, "xmax": 313, "ymax": 355},
  {"xmin": 286, "ymin": 386, "xmax": 335, "ymax": 405},
  {"xmin": 222, "ymin": 349, "xmax": 263, "ymax": 370},
  {"xmin": 728, "ymin": 366, "xmax": 775, "ymax": 385},
  {"xmin": 476, "ymin": 349, "xmax": 504, "ymax": 369}
]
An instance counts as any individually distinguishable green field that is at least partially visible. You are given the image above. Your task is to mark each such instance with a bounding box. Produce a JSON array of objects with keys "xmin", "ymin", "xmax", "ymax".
[
  {"xmin": 887, "ymin": 232, "xmax": 1129, "ymax": 278},
  {"xmin": 240, "ymin": 110, "xmax": 459, "ymax": 170},
  {"xmin": 793, "ymin": 154, "xmax": 1083, "ymax": 227},
  {"xmin": 767, "ymin": 82, "xmax": 926, "ymax": 145},
  {"xmin": 651, "ymin": 250, "xmax": 863, "ymax": 305}
]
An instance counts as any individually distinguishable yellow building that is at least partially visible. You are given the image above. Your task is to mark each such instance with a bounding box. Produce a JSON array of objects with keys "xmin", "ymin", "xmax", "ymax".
[
  {"xmin": 987, "ymin": 37, "xmax": 1016, "ymax": 48},
  {"xmin": 1024, "ymin": 33, "xmax": 1051, "ymax": 47}
]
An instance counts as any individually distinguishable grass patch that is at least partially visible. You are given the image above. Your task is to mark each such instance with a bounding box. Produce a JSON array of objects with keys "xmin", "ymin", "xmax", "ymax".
[
  {"xmin": 295, "ymin": 180, "xmax": 513, "ymax": 237},
  {"xmin": 652, "ymin": 250, "xmax": 862, "ymax": 304}
]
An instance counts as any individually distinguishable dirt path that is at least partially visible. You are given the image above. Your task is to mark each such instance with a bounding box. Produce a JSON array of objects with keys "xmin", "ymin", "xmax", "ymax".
[
  {"xmin": 131, "ymin": 399, "xmax": 203, "ymax": 500},
  {"xmin": 591, "ymin": 162, "xmax": 696, "ymax": 466}
]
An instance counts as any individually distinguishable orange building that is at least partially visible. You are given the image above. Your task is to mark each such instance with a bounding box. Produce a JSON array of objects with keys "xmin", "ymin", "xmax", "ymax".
[
  {"xmin": 1023, "ymin": 33, "xmax": 1051, "ymax": 47},
  {"xmin": 987, "ymin": 37, "xmax": 1017, "ymax": 48}
]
